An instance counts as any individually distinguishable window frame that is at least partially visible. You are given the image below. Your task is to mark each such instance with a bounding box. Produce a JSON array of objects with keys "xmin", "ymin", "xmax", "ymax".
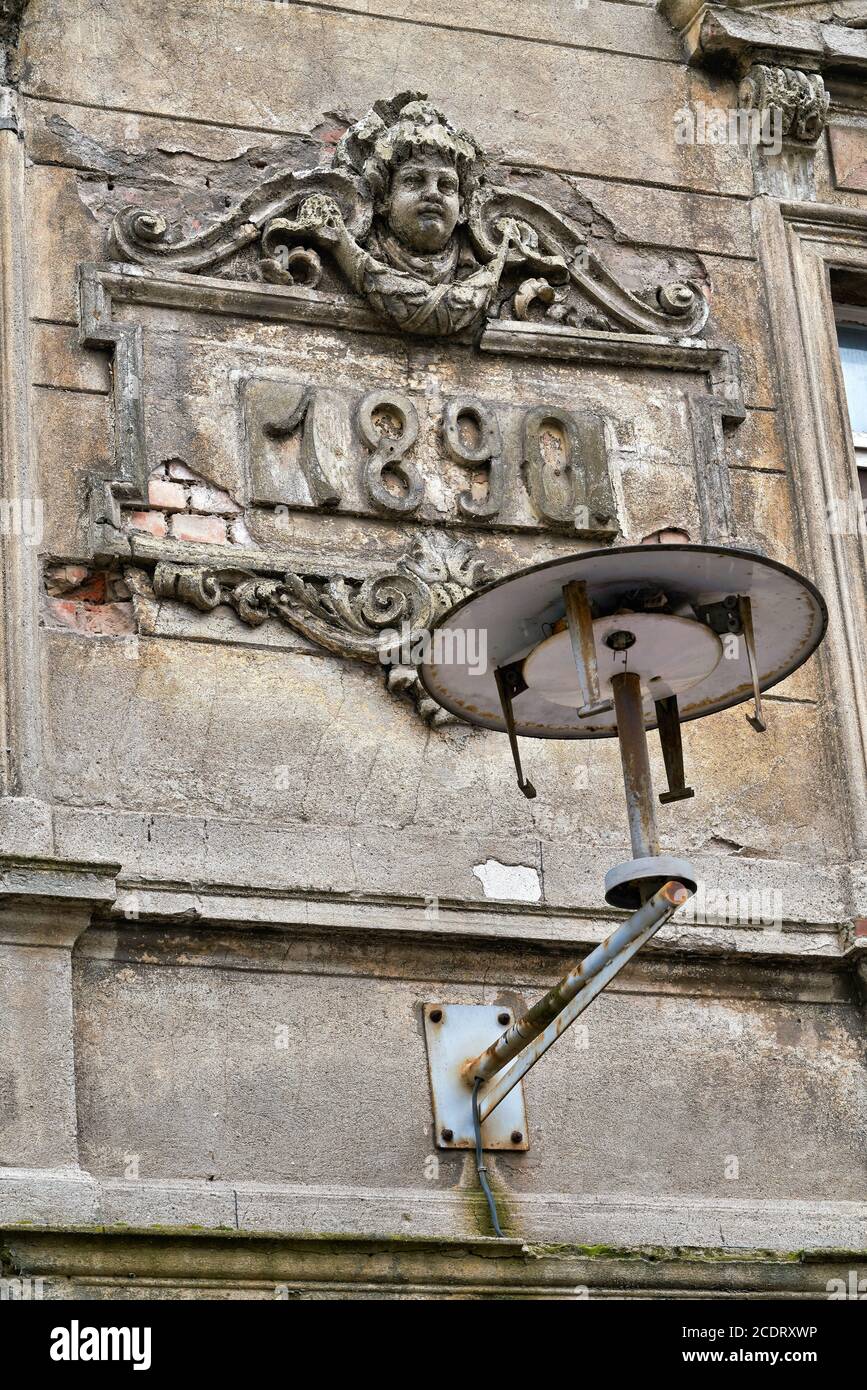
[
  {"xmin": 756, "ymin": 199, "xmax": 867, "ymax": 858},
  {"xmin": 833, "ymin": 308, "xmax": 867, "ymax": 474}
]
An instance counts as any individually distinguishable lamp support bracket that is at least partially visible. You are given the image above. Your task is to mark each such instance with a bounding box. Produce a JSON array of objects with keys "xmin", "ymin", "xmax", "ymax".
[
  {"xmin": 423, "ymin": 1004, "xmax": 530, "ymax": 1150},
  {"xmin": 423, "ymin": 880, "xmax": 692, "ymax": 1150},
  {"xmin": 655, "ymin": 694, "xmax": 695, "ymax": 804},
  {"xmin": 738, "ymin": 595, "xmax": 767, "ymax": 732},
  {"xmin": 494, "ymin": 662, "xmax": 536, "ymax": 799},
  {"xmin": 563, "ymin": 579, "xmax": 614, "ymax": 718}
]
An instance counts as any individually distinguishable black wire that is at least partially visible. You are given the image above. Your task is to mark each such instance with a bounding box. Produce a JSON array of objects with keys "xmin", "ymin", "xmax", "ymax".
[{"xmin": 472, "ymin": 1076, "xmax": 504, "ymax": 1238}]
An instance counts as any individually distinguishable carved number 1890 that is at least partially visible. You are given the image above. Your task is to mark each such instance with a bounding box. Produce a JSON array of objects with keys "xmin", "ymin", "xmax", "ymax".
[{"xmin": 252, "ymin": 380, "xmax": 615, "ymax": 533}]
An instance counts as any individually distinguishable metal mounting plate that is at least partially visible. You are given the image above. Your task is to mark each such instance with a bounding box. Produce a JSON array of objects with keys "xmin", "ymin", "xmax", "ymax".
[{"xmin": 423, "ymin": 1004, "xmax": 529, "ymax": 1151}]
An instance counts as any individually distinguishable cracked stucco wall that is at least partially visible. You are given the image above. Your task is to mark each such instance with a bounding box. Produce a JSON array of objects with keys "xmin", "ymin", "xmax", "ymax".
[{"xmin": 0, "ymin": 0, "xmax": 863, "ymax": 1283}]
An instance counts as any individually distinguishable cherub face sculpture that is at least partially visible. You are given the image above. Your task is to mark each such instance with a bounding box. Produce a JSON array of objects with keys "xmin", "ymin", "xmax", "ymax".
[
  {"xmin": 386, "ymin": 152, "xmax": 462, "ymax": 254},
  {"xmin": 332, "ymin": 94, "xmax": 482, "ymax": 257}
]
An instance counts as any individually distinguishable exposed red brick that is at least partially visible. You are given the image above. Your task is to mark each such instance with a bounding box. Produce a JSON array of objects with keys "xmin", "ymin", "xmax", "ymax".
[
  {"xmin": 148, "ymin": 478, "xmax": 187, "ymax": 511},
  {"xmin": 129, "ymin": 510, "xmax": 168, "ymax": 538},
  {"xmin": 67, "ymin": 573, "xmax": 107, "ymax": 603},
  {"xmin": 170, "ymin": 513, "xmax": 227, "ymax": 545},
  {"xmin": 46, "ymin": 597, "xmax": 135, "ymax": 635},
  {"xmin": 853, "ymin": 919, "xmax": 867, "ymax": 938}
]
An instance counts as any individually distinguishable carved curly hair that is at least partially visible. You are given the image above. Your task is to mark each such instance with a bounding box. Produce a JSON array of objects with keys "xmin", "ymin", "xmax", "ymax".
[{"xmin": 334, "ymin": 91, "xmax": 483, "ymax": 217}]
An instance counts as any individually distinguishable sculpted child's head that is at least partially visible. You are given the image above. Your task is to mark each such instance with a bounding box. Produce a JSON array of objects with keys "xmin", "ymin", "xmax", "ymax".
[
  {"xmin": 335, "ymin": 93, "xmax": 483, "ymax": 254},
  {"xmin": 386, "ymin": 152, "xmax": 461, "ymax": 252}
]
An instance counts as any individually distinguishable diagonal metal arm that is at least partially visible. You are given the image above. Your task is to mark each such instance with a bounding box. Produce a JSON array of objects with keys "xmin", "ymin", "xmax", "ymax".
[{"xmin": 461, "ymin": 881, "xmax": 692, "ymax": 1122}]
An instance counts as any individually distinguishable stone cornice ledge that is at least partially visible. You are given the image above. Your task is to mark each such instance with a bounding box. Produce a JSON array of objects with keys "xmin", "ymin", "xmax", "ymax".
[
  {"xmin": 0, "ymin": 804, "xmax": 862, "ymax": 962},
  {"xmin": 0, "ymin": 854, "xmax": 119, "ymax": 901},
  {"xmin": 659, "ymin": 2, "xmax": 867, "ymax": 75},
  {"xmin": 777, "ymin": 193, "xmax": 867, "ymax": 235},
  {"xmin": 0, "ymin": 853, "xmax": 119, "ymax": 946},
  {"xmin": 96, "ymin": 877, "xmax": 863, "ymax": 972},
  {"xmin": 0, "ymin": 1170, "xmax": 864, "ymax": 1265}
]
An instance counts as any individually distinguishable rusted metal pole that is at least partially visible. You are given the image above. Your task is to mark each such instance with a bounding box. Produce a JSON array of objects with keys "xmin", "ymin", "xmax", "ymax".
[
  {"xmin": 461, "ymin": 881, "xmax": 690, "ymax": 1088},
  {"xmin": 611, "ymin": 669, "xmax": 660, "ymax": 861},
  {"xmin": 477, "ymin": 881, "xmax": 691, "ymax": 1122},
  {"xmin": 562, "ymin": 580, "xmax": 613, "ymax": 718}
]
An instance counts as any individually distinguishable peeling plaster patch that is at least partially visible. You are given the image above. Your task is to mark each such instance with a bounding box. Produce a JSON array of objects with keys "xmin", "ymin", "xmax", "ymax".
[{"xmin": 473, "ymin": 858, "xmax": 541, "ymax": 903}]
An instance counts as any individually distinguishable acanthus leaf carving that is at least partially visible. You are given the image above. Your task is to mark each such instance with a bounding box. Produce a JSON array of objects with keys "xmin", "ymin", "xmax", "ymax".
[
  {"xmin": 468, "ymin": 186, "xmax": 708, "ymax": 337},
  {"xmin": 106, "ymin": 92, "xmax": 710, "ymax": 340},
  {"xmin": 151, "ymin": 531, "xmax": 495, "ymax": 726},
  {"xmin": 107, "ymin": 167, "xmax": 371, "ymax": 274}
]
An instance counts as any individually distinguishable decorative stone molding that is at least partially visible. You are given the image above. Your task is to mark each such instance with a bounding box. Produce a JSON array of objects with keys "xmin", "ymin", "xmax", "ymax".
[
  {"xmin": 150, "ymin": 531, "xmax": 495, "ymax": 727},
  {"xmin": 660, "ymin": 5, "xmax": 844, "ymax": 198},
  {"xmin": 739, "ymin": 64, "xmax": 830, "ymax": 143},
  {"xmin": 79, "ymin": 96, "xmax": 750, "ymax": 728},
  {"xmin": 79, "ymin": 262, "xmax": 744, "ymax": 565},
  {"xmin": 107, "ymin": 91, "xmax": 709, "ymax": 341},
  {"xmin": 659, "ymin": 1, "xmax": 867, "ymax": 79},
  {"xmin": 151, "ymin": 530, "xmax": 490, "ymax": 660},
  {"xmin": 753, "ymin": 197, "xmax": 867, "ymax": 858}
]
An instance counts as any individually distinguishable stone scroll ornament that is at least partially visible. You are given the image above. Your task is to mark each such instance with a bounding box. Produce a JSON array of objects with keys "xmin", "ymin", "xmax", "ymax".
[
  {"xmin": 150, "ymin": 531, "xmax": 494, "ymax": 727},
  {"xmin": 738, "ymin": 66, "xmax": 829, "ymax": 144},
  {"xmin": 108, "ymin": 92, "xmax": 709, "ymax": 339}
]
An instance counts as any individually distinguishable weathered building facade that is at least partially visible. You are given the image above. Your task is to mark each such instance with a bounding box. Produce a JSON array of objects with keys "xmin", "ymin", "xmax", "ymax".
[{"xmin": 0, "ymin": 0, "xmax": 865, "ymax": 1298}]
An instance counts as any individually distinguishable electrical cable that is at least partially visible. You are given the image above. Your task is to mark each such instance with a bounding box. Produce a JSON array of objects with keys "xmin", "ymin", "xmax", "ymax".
[{"xmin": 472, "ymin": 1076, "xmax": 504, "ymax": 1238}]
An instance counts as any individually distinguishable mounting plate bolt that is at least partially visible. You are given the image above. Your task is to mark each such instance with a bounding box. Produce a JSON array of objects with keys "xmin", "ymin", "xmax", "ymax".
[
  {"xmin": 441, "ymin": 1128, "xmax": 454, "ymax": 1143},
  {"xmin": 511, "ymin": 1131, "xmax": 523, "ymax": 1144},
  {"xmin": 430, "ymin": 1008, "xmax": 443, "ymax": 1023},
  {"xmin": 498, "ymin": 1011, "xmax": 510, "ymax": 1025}
]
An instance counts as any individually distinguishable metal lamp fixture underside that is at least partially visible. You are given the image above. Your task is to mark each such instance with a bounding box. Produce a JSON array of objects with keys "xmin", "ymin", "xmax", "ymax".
[{"xmin": 418, "ymin": 544, "xmax": 828, "ymax": 738}]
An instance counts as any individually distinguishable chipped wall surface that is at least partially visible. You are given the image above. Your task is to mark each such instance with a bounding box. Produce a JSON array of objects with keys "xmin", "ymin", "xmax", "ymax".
[{"xmin": 0, "ymin": 0, "xmax": 865, "ymax": 1296}]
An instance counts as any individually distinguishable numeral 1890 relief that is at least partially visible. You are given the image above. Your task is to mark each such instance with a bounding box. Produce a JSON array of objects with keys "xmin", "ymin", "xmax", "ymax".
[{"xmin": 242, "ymin": 376, "xmax": 619, "ymax": 538}]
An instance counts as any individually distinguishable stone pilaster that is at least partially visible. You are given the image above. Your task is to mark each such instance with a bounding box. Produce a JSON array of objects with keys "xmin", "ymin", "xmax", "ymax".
[{"xmin": 0, "ymin": 857, "xmax": 118, "ymax": 1169}]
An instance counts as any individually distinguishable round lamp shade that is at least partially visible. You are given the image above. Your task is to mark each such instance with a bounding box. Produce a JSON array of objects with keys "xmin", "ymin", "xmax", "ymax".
[{"xmin": 417, "ymin": 544, "xmax": 827, "ymax": 738}]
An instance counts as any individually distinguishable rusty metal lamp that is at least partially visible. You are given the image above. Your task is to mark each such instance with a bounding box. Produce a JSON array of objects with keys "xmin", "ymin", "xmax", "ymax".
[{"xmin": 416, "ymin": 544, "xmax": 827, "ymax": 1219}]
